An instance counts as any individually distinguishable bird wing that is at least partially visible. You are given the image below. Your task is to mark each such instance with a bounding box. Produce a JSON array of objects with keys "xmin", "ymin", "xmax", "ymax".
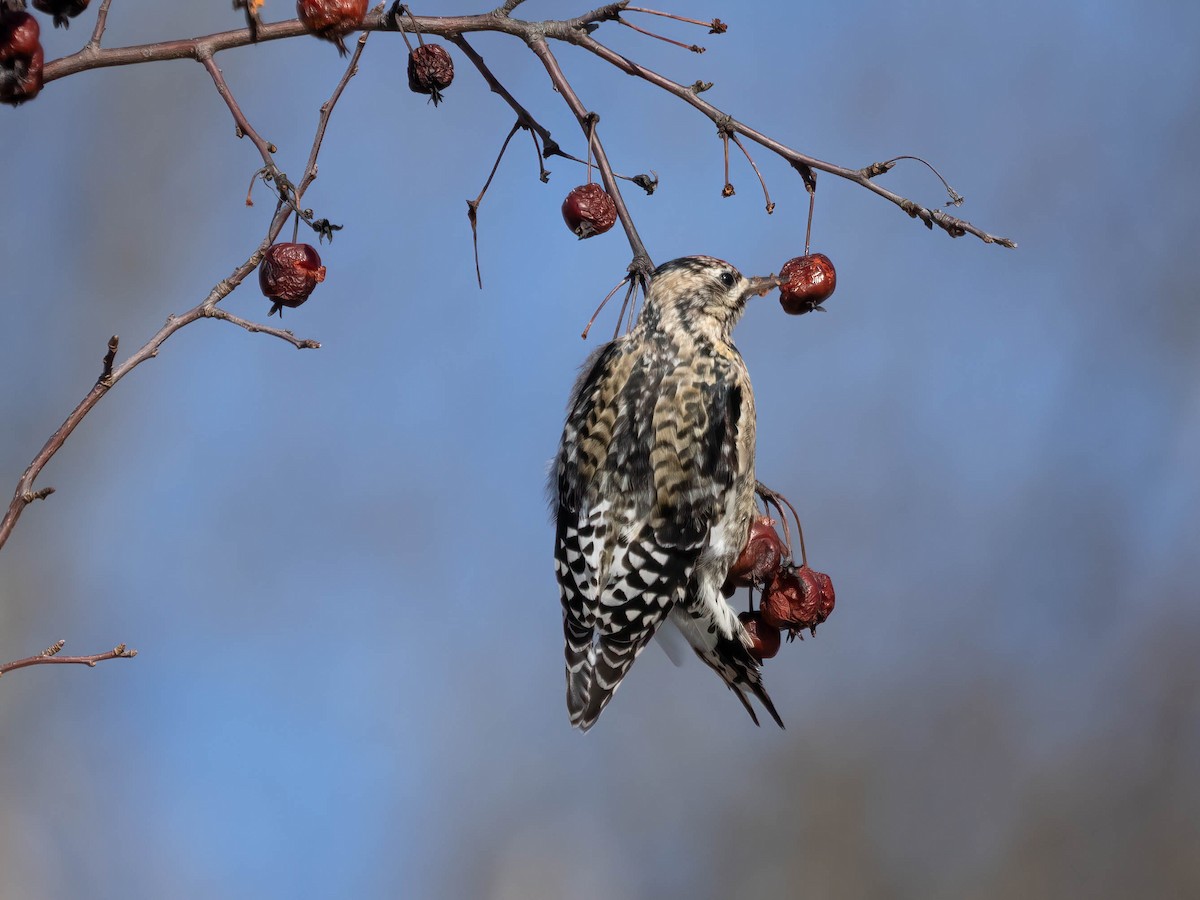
[{"xmin": 554, "ymin": 340, "xmax": 708, "ymax": 730}]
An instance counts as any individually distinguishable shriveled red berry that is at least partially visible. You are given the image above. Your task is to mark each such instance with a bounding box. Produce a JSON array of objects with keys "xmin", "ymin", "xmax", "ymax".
[
  {"xmin": 739, "ymin": 611, "xmax": 781, "ymax": 662},
  {"xmin": 724, "ymin": 515, "xmax": 786, "ymax": 590},
  {"xmin": 297, "ymin": 0, "xmax": 367, "ymax": 56},
  {"xmin": 761, "ymin": 564, "xmax": 835, "ymax": 638},
  {"xmin": 562, "ymin": 183, "xmax": 617, "ymax": 239},
  {"xmin": 259, "ymin": 242, "xmax": 326, "ymax": 317},
  {"xmin": 778, "ymin": 253, "xmax": 837, "ymax": 315},
  {"xmin": 32, "ymin": 0, "xmax": 90, "ymax": 29},
  {"xmin": 407, "ymin": 44, "xmax": 454, "ymax": 106},
  {"xmin": 812, "ymin": 568, "xmax": 835, "ymax": 623},
  {"xmin": 0, "ymin": 12, "xmax": 43, "ymax": 106}
]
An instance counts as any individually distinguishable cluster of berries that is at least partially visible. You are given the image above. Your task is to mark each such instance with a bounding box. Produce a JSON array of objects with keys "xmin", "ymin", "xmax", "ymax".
[{"xmin": 723, "ymin": 513, "xmax": 835, "ymax": 662}]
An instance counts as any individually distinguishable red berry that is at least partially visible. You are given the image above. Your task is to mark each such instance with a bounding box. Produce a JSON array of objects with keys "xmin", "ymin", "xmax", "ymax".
[
  {"xmin": 760, "ymin": 564, "xmax": 835, "ymax": 638},
  {"xmin": 297, "ymin": 0, "xmax": 367, "ymax": 56},
  {"xmin": 0, "ymin": 12, "xmax": 43, "ymax": 106},
  {"xmin": 778, "ymin": 253, "xmax": 837, "ymax": 315},
  {"xmin": 724, "ymin": 515, "xmax": 787, "ymax": 590},
  {"xmin": 32, "ymin": 0, "xmax": 90, "ymax": 29},
  {"xmin": 562, "ymin": 183, "xmax": 617, "ymax": 239},
  {"xmin": 739, "ymin": 611, "xmax": 781, "ymax": 662},
  {"xmin": 259, "ymin": 242, "xmax": 326, "ymax": 317},
  {"xmin": 407, "ymin": 44, "xmax": 454, "ymax": 106}
]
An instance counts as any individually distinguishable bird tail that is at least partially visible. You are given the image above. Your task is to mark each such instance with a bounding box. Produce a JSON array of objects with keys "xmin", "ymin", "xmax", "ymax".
[
  {"xmin": 669, "ymin": 605, "xmax": 784, "ymax": 729},
  {"xmin": 564, "ymin": 617, "xmax": 656, "ymax": 732}
]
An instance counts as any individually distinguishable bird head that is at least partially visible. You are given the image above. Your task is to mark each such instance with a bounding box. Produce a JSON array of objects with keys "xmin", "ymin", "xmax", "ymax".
[{"xmin": 640, "ymin": 256, "xmax": 777, "ymax": 341}]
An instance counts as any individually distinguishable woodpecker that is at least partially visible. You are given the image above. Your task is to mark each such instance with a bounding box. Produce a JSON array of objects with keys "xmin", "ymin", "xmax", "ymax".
[{"xmin": 552, "ymin": 255, "xmax": 782, "ymax": 732}]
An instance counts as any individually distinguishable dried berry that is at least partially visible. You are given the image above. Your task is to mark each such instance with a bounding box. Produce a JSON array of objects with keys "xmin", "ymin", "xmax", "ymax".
[
  {"xmin": 407, "ymin": 44, "xmax": 454, "ymax": 105},
  {"xmin": 724, "ymin": 515, "xmax": 786, "ymax": 590},
  {"xmin": 778, "ymin": 253, "xmax": 837, "ymax": 315},
  {"xmin": 297, "ymin": 0, "xmax": 367, "ymax": 56},
  {"xmin": 739, "ymin": 611, "xmax": 781, "ymax": 662},
  {"xmin": 761, "ymin": 564, "xmax": 835, "ymax": 638},
  {"xmin": 32, "ymin": 0, "xmax": 90, "ymax": 29},
  {"xmin": 562, "ymin": 183, "xmax": 617, "ymax": 239},
  {"xmin": 259, "ymin": 242, "xmax": 326, "ymax": 317},
  {"xmin": 0, "ymin": 11, "xmax": 43, "ymax": 106}
]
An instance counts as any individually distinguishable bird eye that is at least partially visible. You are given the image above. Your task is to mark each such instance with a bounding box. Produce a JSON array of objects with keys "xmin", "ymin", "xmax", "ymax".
[{"xmin": 719, "ymin": 271, "xmax": 736, "ymax": 288}]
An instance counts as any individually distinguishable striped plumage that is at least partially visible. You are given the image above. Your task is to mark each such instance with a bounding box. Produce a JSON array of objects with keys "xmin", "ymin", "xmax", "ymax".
[{"xmin": 552, "ymin": 256, "xmax": 782, "ymax": 732}]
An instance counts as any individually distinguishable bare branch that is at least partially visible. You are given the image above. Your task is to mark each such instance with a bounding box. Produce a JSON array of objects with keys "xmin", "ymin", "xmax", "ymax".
[
  {"xmin": 200, "ymin": 53, "xmax": 279, "ymax": 173},
  {"xmin": 84, "ymin": 0, "xmax": 113, "ymax": 52},
  {"xmin": 0, "ymin": 33, "xmax": 379, "ymax": 556},
  {"xmin": 297, "ymin": 26, "xmax": 373, "ymax": 203},
  {"xmin": 575, "ymin": 33, "xmax": 1016, "ymax": 248},
  {"xmin": 203, "ymin": 308, "xmax": 322, "ymax": 349},
  {"xmin": 449, "ymin": 33, "xmax": 558, "ymax": 176},
  {"xmin": 467, "ymin": 120, "xmax": 523, "ymax": 288},
  {"xmin": 0, "ymin": 640, "xmax": 138, "ymax": 679},
  {"xmin": 7, "ymin": 1, "xmax": 1013, "ymax": 561},
  {"xmin": 38, "ymin": 6, "xmax": 1008, "ymax": 244},
  {"xmin": 617, "ymin": 15, "xmax": 706, "ymax": 53}
]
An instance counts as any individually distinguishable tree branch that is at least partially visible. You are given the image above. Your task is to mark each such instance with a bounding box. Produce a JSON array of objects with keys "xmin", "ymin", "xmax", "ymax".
[
  {"xmin": 199, "ymin": 54, "xmax": 278, "ymax": 170},
  {"xmin": 7, "ymin": 4, "xmax": 1013, "ymax": 559},
  {"xmin": 574, "ymin": 33, "xmax": 1016, "ymax": 247},
  {"xmin": 0, "ymin": 640, "xmax": 137, "ymax": 679},
  {"xmin": 0, "ymin": 28, "xmax": 372, "ymax": 556}
]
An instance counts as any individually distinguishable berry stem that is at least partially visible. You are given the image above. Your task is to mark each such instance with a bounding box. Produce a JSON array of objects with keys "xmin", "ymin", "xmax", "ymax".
[
  {"xmin": 755, "ymin": 482, "xmax": 809, "ymax": 568},
  {"xmin": 615, "ymin": 277, "xmax": 639, "ymax": 339},
  {"xmin": 581, "ymin": 276, "xmax": 630, "ymax": 340},
  {"xmin": 880, "ymin": 154, "xmax": 965, "ymax": 207},
  {"xmin": 585, "ymin": 114, "xmax": 596, "ymax": 184},
  {"xmin": 617, "ymin": 16, "xmax": 705, "ymax": 53},
  {"xmin": 730, "ymin": 131, "xmax": 774, "ymax": 214},
  {"xmin": 622, "ymin": 7, "xmax": 727, "ymax": 33},
  {"xmin": 720, "ymin": 130, "xmax": 734, "ymax": 197},
  {"xmin": 805, "ymin": 186, "xmax": 815, "ymax": 256}
]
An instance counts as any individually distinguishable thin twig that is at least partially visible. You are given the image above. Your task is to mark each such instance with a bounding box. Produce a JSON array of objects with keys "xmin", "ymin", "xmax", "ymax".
[
  {"xmin": 623, "ymin": 7, "xmax": 726, "ymax": 33},
  {"xmin": 449, "ymin": 33, "xmax": 556, "ymax": 180},
  {"xmin": 617, "ymin": 15, "xmax": 705, "ymax": 53},
  {"xmin": 84, "ymin": 0, "xmax": 114, "ymax": 52},
  {"xmin": 0, "ymin": 640, "xmax": 137, "ymax": 678},
  {"xmin": 296, "ymin": 25, "xmax": 373, "ymax": 203},
  {"xmin": 467, "ymin": 120, "xmax": 522, "ymax": 288},
  {"xmin": 875, "ymin": 154, "xmax": 965, "ymax": 207},
  {"xmin": 756, "ymin": 481, "xmax": 807, "ymax": 567},
  {"xmin": 581, "ymin": 276, "xmax": 630, "ymax": 340},
  {"xmin": 203, "ymin": 308, "xmax": 323, "ymax": 349},
  {"xmin": 611, "ymin": 277, "xmax": 639, "ymax": 341},
  {"xmin": 720, "ymin": 128, "xmax": 734, "ymax": 197},
  {"xmin": 730, "ymin": 131, "xmax": 774, "ymax": 213},
  {"xmin": 199, "ymin": 54, "xmax": 279, "ymax": 172}
]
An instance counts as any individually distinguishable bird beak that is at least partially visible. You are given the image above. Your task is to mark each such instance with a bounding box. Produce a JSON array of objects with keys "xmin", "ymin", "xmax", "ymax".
[{"xmin": 743, "ymin": 274, "xmax": 781, "ymax": 299}]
